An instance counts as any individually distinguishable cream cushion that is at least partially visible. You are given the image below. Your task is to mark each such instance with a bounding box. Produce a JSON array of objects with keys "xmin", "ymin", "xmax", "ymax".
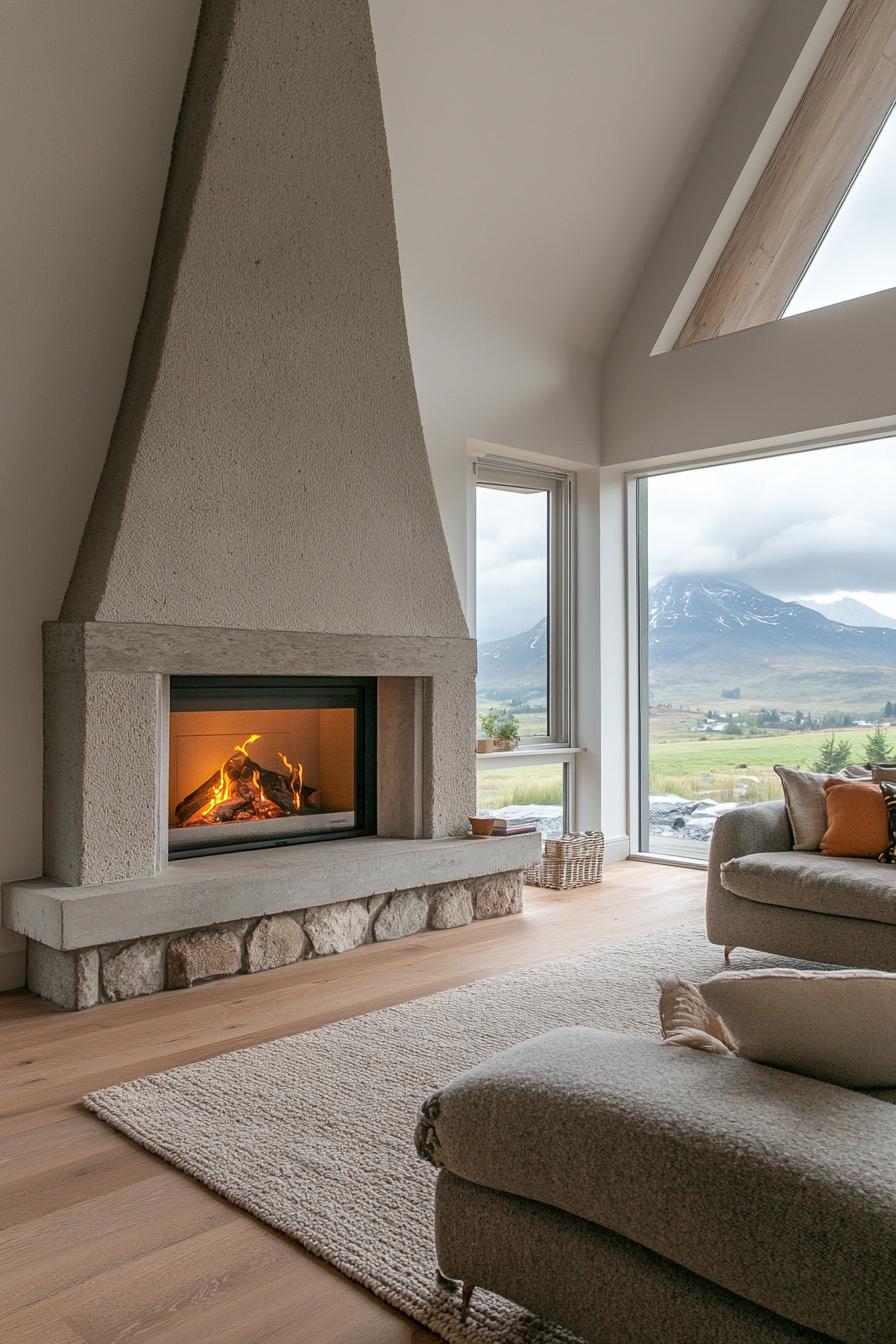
[{"xmin": 700, "ymin": 968, "xmax": 896, "ymax": 1089}]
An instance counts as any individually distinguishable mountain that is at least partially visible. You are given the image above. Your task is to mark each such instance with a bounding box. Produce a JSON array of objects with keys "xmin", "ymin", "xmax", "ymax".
[
  {"xmin": 799, "ymin": 596, "xmax": 896, "ymax": 630},
  {"xmin": 478, "ymin": 617, "xmax": 547, "ymax": 692},
  {"xmin": 649, "ymin": 575, "xmax": 896, "ymax": 711}
]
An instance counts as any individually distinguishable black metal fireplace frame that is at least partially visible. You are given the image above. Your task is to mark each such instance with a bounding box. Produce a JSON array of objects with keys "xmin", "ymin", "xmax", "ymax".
[{"xmin": 167, "ymin": 674, "xmax": 377, "ymax": 859}]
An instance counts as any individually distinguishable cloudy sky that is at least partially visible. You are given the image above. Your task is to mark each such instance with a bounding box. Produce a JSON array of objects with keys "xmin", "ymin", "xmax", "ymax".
[
  {"xmin": 476, "ymin": 485, "xmax": 548, "ymax": 642},
  {"xmin": 784, "ymin": 100, "xmax": 896, "ymax": 316},
  {"xmin": 476, "ymin": 437, "xmax": 896, "ymax": 645},
  {"xmin": 647, "ymin": 438, "xmax": 896, "ymax": 617}
]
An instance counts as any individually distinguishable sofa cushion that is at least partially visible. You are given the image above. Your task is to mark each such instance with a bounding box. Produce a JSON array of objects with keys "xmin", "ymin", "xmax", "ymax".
[
  {"xmin": 416, "ymin": 1027, "xmax": 896, "ymax": 1343},
  {"xmin": 720, "ymin": 849, "xmax": 896, "ymax": 924},
  {"xmin": 821, "ymin": 778, "xmax": 889, "ymax": 858}
]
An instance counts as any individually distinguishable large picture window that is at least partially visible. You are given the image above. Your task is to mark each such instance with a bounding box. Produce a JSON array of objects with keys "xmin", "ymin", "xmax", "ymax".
[
  {"xmin": 474, "ymin": 459, "xmax": 573, "ymax": 836},
  {"xmin": 634, "ymin": 438, "xmax": 896, "ymax": 861}
]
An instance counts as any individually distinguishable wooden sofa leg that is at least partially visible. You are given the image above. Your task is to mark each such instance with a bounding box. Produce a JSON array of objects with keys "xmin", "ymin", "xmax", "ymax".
[
  {"xmin": 460, "ymin": 1282, "xmax": 475, "ymax": 1321},
  {"xmin": 723, "ymin": 945, "xmax": 735, "ymax": 965}
]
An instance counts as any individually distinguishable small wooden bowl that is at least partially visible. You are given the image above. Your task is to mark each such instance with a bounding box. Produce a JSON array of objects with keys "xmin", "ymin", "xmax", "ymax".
[{"xmin": 468, "ymin": 816, "xmax": 495, "ymax": 838}]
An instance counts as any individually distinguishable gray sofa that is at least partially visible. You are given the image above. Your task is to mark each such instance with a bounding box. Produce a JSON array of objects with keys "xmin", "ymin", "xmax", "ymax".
[
  {"xmin": 706, "ymin": 798, "xmax": 896, "ymax": 969},
  {"xmin": 416, "ymin": 1026, "xmax": 896, "ymax": 1342}
]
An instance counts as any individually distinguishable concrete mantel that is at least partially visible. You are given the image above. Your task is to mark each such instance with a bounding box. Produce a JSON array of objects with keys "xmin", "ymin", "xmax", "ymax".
[
  {"xmin": 40, "ymin": 619, "xmax": 477, "ymax": 887},
  {"xmin": 44, "ymin": 621, "xmax": 476, "ymax": 678},
  {"xmin": 3, "ymin": 834, "xmax": 540, "ymax": 951}
]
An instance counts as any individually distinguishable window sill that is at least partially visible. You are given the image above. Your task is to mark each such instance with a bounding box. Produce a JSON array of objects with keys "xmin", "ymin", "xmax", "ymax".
[{"xmin": 475, "ymin": 745, "xmax": 585, "ymax": 767}]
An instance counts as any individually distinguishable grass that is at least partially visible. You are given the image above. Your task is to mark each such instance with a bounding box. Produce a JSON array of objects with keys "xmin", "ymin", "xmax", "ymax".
[
  {"xmin": 649, "ymin": 771, "xmax": 783, "ymax": 804},
  {"xmin": 647, "ymin": 723, "xmax": 884, "ymax": 803},
  {"xmin": 476, "ymin": 764, "xmax": 564, "ymax": 811},
  {"xmin": 649, "ymin": 725, "xmax": 873, "ymax": 776}
]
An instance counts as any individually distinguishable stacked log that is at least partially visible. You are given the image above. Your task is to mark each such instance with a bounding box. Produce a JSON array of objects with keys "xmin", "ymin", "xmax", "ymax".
[{"xmin": 173, "ymin": 751, "xmax": 317, "ymax": 827}]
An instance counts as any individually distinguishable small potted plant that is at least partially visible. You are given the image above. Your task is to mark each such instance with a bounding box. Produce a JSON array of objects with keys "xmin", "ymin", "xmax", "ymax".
[{"xmin": 477, "ymin": 708, "xmax": 520, "ymax": 753}]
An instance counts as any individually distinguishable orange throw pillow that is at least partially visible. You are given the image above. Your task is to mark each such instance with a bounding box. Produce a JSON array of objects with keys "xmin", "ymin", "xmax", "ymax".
[{"xmin": 821, "ymin": 778, "xmax": 889, "ymax": 858}]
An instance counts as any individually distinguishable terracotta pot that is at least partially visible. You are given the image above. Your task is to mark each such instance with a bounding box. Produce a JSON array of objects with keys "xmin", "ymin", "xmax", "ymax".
[
  {"xmin": 476, "ymin": 738, "xmax": 498, "ymax": 754},
  {"xmin": 468, "ymin": 816, "xmax": 495, "ymax": 837}
]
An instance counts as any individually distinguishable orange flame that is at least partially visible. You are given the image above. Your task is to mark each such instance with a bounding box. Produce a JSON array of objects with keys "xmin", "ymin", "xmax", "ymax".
[
  {"xmin": 199, "ymin": 734, "xmax": 266, "ymax": 818},
  {"xmin": 178, "ymin": 733, "xmax": 307, "ymax": 827},
  {"xmin": 278, "ymin": 751, "xmax": 304, "ymax": 811}
]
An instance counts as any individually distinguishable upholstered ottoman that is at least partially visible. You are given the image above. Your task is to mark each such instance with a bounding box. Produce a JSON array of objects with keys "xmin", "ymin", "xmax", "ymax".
[{"xmin": 416, "ymin": 1028, "xmax": 896, "ymax": 1342}]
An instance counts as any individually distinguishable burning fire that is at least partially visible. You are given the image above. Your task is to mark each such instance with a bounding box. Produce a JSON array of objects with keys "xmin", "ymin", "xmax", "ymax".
[
  {"xmin": 200, "ymin": 735, "xmax": 262, "ymax": 818},
  {"xmin": 173, "ymin": 734, "xmax": 311, "ymax": 828},
  {"xmin": 278, "ymin": 751, "xmax": 304, "ymax": 811}
]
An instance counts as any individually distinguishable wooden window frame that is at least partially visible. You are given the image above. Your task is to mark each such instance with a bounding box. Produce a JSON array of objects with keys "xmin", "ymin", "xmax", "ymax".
[{"xmin": 677, "ymin": 0, "xmax": 896, "ymax": 347}]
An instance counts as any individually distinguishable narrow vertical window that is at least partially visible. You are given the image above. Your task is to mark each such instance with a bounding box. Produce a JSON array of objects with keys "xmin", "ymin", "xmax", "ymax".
[{"xmin": 474, "ymin": 460, "xmax": 573, "ymax": 837}]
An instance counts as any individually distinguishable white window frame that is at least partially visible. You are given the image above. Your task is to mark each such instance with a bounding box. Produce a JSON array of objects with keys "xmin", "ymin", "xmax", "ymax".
[
  {"xmin": 625, "ymin": 425, "xmax": 896, "ymax": 868},
  {"xmin": 472, "ymin": 456, "xmax": 578, "ymax": 828}
]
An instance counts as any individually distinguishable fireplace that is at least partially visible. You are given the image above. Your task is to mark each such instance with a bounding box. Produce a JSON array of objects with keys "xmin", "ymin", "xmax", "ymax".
[
  {"xmin": 168, "ymin": 676, "xmax": 377, "ymax": 858},
  {"xmin": 0, "ymin": 3, "xmax": 545, "ymax": 1013}
]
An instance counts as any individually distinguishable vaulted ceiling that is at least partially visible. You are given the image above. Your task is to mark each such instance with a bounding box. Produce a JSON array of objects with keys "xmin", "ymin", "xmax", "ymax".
[
  {"xmin": 370, "ymin": 0, "xmax": 770, "ymax": 468},
  {"xmin": 2, "ymin": 0, "xmax": 771, "ymax": 598}
]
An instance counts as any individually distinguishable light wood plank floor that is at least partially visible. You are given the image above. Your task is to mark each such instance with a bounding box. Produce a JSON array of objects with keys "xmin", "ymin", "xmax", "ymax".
[{"xmin": 0, "ymin": 860, "xmax": 705, "ymax": 1344}]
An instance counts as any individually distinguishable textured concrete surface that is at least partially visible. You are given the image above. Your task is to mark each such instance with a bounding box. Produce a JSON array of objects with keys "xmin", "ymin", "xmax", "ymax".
[
  {"xmin": 43, "ymin": 661, "xmax": 163, "ymax": 885},
  {"xmin": 27, "ymin": 942, "xmax": 99, "ymax": 1011},
  {"xmin": 45, "ymin": 621, "xmax": 476, "ymax": 679},
  {"xmin": 61, "ymin": 0, "xmax": 467, "ymax": 642},
  {"xmin": 4, "ymin": 835, "xmax": 540, "ymax": 949},
  {"xmin": 39, "ymin": 622, "xmax": 478, "ymax": 891},
  {"xmin": 425, "ymin": 674, "xmax": 477, "ymax": 837}
]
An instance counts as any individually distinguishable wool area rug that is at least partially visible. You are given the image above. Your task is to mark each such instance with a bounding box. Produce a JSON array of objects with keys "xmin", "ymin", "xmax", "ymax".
[{"xmin": 83, "ymin": 922, "xmax": 804, "ymax": 1343}]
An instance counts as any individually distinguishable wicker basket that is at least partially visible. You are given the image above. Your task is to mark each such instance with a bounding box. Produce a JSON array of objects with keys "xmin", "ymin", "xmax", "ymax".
[{"xmin": 527, "ymin": 830, "xmax": 605, "ymax": 890}]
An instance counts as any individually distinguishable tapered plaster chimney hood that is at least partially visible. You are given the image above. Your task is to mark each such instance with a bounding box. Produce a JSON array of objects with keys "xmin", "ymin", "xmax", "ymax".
[{"xmin": 62, "ymin": 0, "xmax": 466, "ymax": 640}]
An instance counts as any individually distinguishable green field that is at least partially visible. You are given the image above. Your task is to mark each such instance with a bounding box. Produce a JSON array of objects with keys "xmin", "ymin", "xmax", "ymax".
[
  {"xmin": 476, "ymin": 763, "xmax": 564, "ymax": 811},
  {"xmin": 650, "ymin": 725, "xmax": 874, "ymax": 775},
  {"xmin": 649, "ymin": 725, "xmax": 880, "ymax": 804}
]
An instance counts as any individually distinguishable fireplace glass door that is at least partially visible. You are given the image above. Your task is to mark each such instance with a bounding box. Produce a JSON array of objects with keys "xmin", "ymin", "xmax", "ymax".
[{"xmin": 168, "ymin": 676, "xmax": 376, "ymax": 858}]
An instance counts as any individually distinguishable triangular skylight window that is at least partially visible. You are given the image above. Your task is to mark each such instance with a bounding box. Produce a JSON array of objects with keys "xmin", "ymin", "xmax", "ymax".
[
  {"xmin": 675, "ymin": 3, "xmax": 896, "ymax": 348},
  {"xmin": 784, "ymin": 101, "xmax": 896, "ymax": 317}
]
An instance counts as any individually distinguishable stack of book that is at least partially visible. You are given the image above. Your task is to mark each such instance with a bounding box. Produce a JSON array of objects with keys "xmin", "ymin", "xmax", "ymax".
[{"xmin": 490, "ymin": 816, "xmax": 539, "ymax": 836}]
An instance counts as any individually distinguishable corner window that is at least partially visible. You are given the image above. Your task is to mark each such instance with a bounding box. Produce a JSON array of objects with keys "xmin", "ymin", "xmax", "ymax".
[{"xmin": 633, "ymin": 437, "xmax": 896, "ymax": 863}]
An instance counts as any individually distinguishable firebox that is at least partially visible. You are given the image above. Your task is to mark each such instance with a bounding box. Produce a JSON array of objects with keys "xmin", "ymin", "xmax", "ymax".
[{"xmin": 167, "ymin": 676, "xmax": 377, "ymax": 858}]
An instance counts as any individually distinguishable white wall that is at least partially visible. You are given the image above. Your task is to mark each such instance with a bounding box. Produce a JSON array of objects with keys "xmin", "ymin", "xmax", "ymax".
[
  {"xmin": 0, "ymin": 0, "xmax": 198, "ymax": 989},
  {"xmin": 370, "ymin": 0, "xmax": 768, "ymax": 606},
  {"xmin": 371, "ymin": 0, "xmax": 768, "ymax": 843}
]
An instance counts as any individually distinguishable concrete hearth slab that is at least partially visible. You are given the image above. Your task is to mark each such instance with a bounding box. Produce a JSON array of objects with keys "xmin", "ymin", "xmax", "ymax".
[{"xmin": 2, "ymin": 835, "xmax": 540, "ymax": 951}]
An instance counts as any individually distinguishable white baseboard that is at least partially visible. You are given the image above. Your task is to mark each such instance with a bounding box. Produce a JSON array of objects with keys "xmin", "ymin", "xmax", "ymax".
[
  {"xmin": 0, "ymin": 946, "xmax": 26, "ymax": 992},
  {"xmin": 603, "ymin": 833, "xmax": 630, "ymax": 864}
]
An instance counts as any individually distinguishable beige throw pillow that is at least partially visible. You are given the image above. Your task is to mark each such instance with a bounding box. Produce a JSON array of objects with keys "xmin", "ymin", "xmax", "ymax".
[
  {"xmin": 700, "ymin": 968, "xmax": 896, "ymax": 1089},
  {"xmin": 774, "ymin": 763, "xmax": 871, "ymax": 851}
]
